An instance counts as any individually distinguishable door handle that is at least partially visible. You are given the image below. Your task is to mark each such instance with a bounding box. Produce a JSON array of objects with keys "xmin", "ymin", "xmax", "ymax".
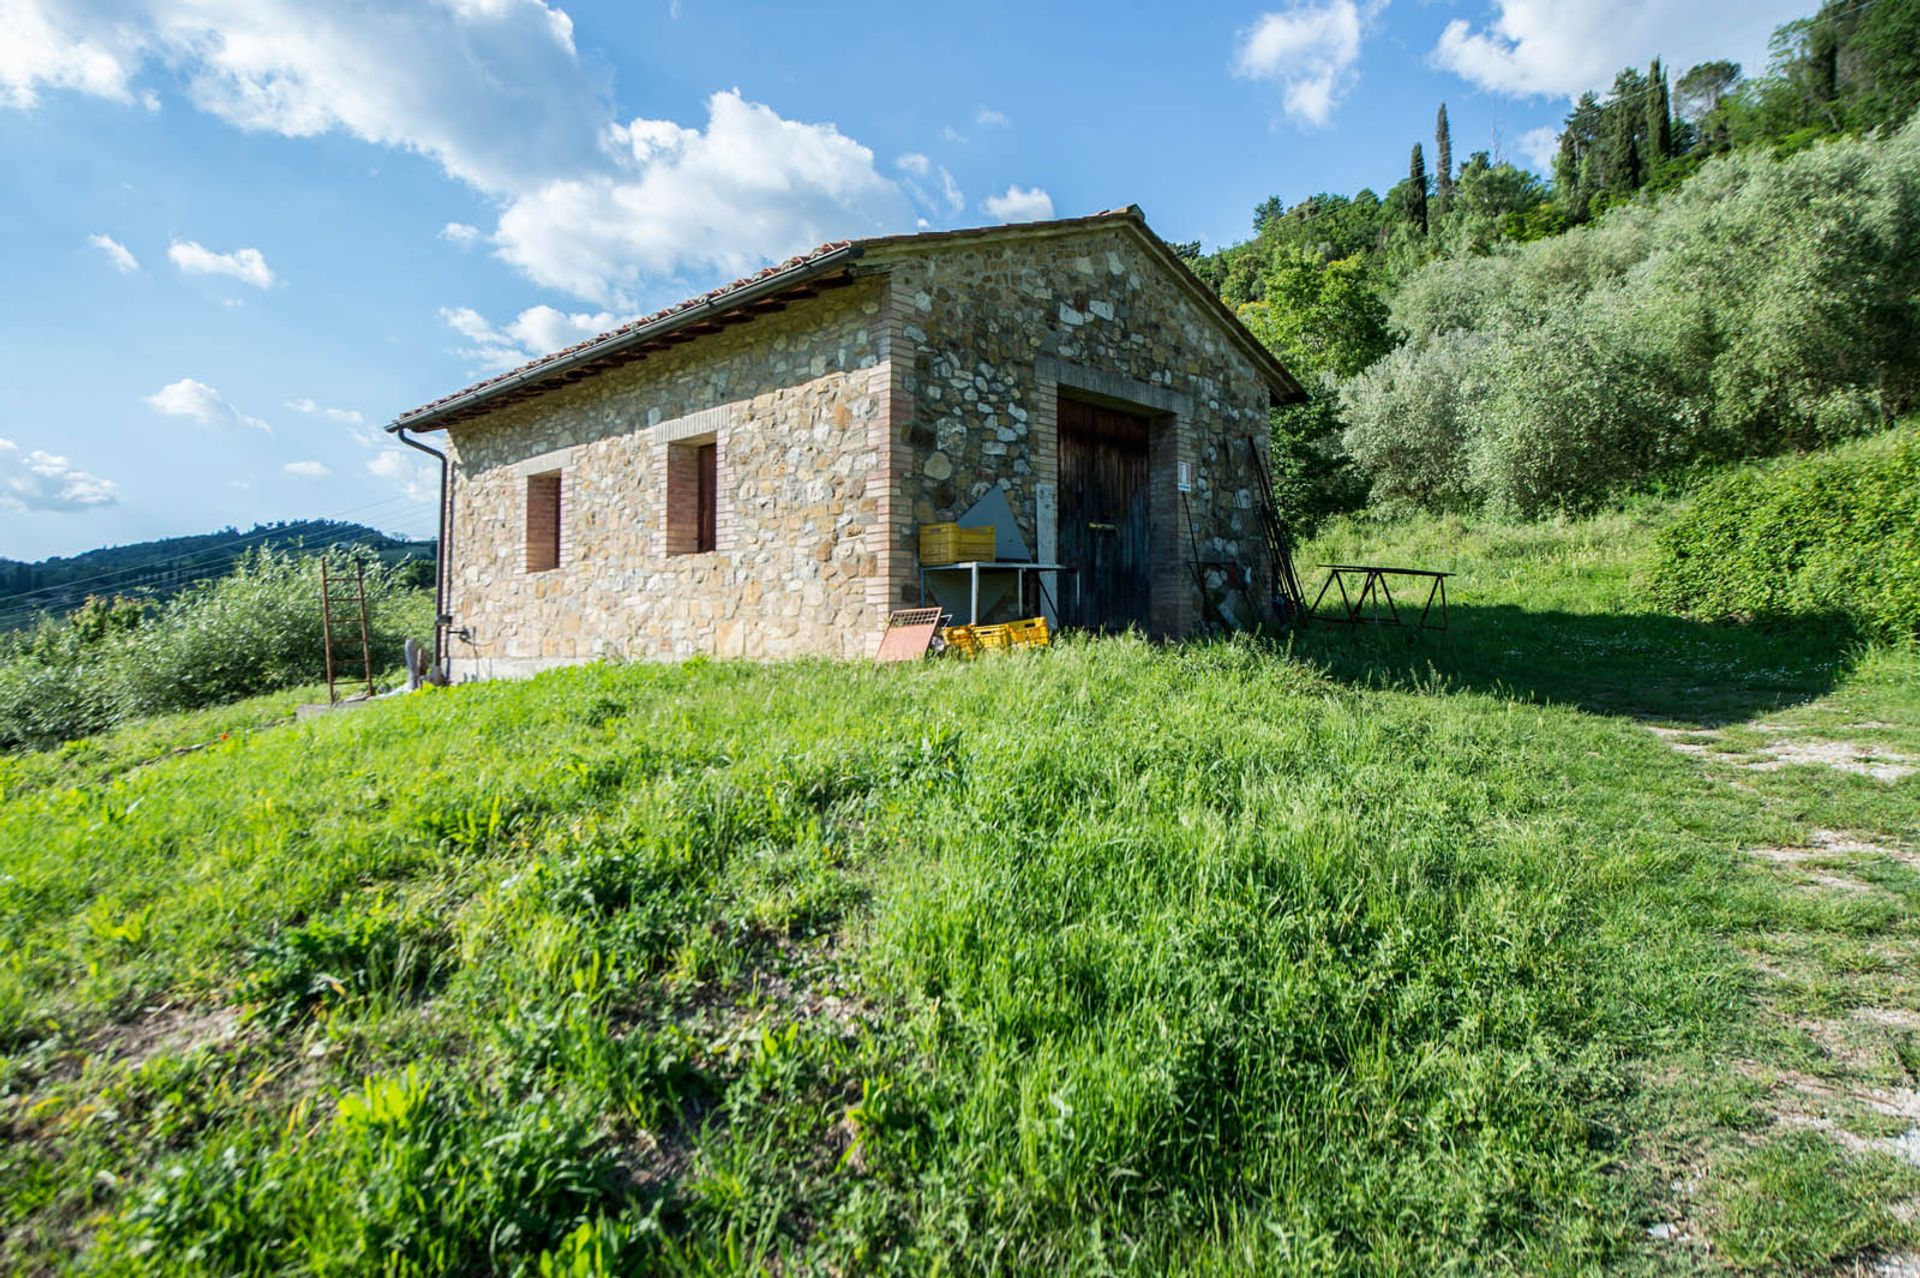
[{"xmin": 1088, "ymin": 522, "xmax": 1116, "ymax": 532}]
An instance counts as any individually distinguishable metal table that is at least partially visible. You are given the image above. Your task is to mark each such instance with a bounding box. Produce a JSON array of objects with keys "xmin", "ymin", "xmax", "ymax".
[
  {"xmin": 1306, "ymin": 563, "xmax": 1450, "ymax": 631},
  {"xmin": 918, "ymin": 561, "xmax": 1077, "ymax": 625}
]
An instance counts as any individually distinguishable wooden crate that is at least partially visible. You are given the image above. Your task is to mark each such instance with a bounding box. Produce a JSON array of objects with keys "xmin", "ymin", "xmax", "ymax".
[{"xmin": 919, "ymin": 522, "xmax": 996, "ymax": 566}]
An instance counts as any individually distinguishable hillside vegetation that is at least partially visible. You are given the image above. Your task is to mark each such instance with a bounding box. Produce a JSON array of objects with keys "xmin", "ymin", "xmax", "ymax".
[
  {"xmin": 1199, "ymin": 0, "xmax": 1920, "ymax": 529},
  {"xmin": 1655, "ymin": 425, "xmax": 1920, "ymax": 637},
  {"xmin": 4, "ymin": 467, "xmax": 1918, "ymax": 1274},
  {"xmin": 0, "ymin": 547, "xmax": 431, "ymax": 753},
  {"xmin": 0, "ymin": 521, "xmax": 433, "ymax": 632}
]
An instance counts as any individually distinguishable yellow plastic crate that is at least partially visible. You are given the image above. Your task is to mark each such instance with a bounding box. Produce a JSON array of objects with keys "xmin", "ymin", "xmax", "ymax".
[
  {"xmin": 1002, "ymin": 616, "xmax": 1051, "ymax": 649},
  {"xmin": 919, "ymin": 522, "xmax": 996, "ymax": 566},
  {"xmin": 940, "ymin": 616, "xmax": 1050, "ymax": 658}
]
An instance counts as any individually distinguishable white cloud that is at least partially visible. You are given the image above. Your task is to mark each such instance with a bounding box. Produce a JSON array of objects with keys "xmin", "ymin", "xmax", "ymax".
[
  {"xmin": 942, "ymin": 124, "xmax": 966, "ymax": 144},
  {"xmin": 0, "ymin": 0, "xmax": 139, "ymax": 108},
  {"xmin": 0, "ymin": 437, "xmax": 118, "ymax": 511},
  {"xmin": 285, "ymin": 397, "xmax": 364, "ymax": 424},
  {"xmin": 495, "ymin": 90, "xmax": 907, "ymax": 305},
  {"xmin": 897, "ymin": 157, "xmax": 965, "ymax": 219},
  {"xmin": 440, "ymin": 303, "xmax": 625, "ymax": 372},
  {"xmin": 5, "ymin": 3, "xmax": 915, "ymax": 306},
  {"xmin": 975, "ymin": 106, "xmax": 1009, "ymax": 127},
  {"xmin": 145, "ymin": 377, "xmax": 271, "ymax": 433},
  {"xmin": 283, "ymin": 459, "xmax": 330, "ymax": 478},
  {"xmin": 1519, "ymin": 124, "xmax": 1561, "ymax": 173},
  {"xmin": 982, "ymin": 184, "xmax": 1054, "ymax": 223},
  {"xmin": 1431, "ymin": 0, "xmax": 1810, "ymax": 100},
  {"xmin": 369, "ymin": 448, "xmax": 438, "ymax": 502},
  {"xmin": 439, "ymin": 220, "xmax": 483, "ymax": 246},
  {"xmin": 87, "ymin": 232, "xmax": 138, "ymax": 272},
  {"xmin": 169, "ymin": 239, "xmax": 274, "ymax": 288},
  {"xmin": 1233, "ymin": 0, "xmax": 1382, "ymax": 126}
]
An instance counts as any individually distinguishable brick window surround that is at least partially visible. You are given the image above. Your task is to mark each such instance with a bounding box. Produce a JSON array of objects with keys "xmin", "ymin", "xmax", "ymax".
[
  {"xmin": 665, "ymin": 438, "xmax": 718, "ymax": 555},
  {"xmin": 525, "ymin": 470, "xmax": 562, "ymax": 571}
]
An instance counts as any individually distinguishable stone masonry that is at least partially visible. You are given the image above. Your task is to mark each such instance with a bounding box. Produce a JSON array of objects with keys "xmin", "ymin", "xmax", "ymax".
[{"xmin": 404, "ymin": 211, "xmax": 1298, "ymax": 681}]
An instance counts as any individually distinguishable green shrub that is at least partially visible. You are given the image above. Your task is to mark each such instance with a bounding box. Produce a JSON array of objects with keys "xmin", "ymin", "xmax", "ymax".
[
  {"xmin": 0, "ymin": 548, "xmax": 432, "ymax": 752},
  {"xmin": 1653, "ymin": 425, "xmax": 1920, "ymax": 637},
  {"xmin": 115, "ymin": 546, "xmax": 428, "ymax": 717},
  {"xmin": 1343, "ymin": 117, "xmax": 1920, "ymax": 516}
]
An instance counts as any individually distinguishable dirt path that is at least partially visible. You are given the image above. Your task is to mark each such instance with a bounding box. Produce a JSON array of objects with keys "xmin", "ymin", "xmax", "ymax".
[{"xmin": 1644, "ymin": 718, "xmax": 1920, "ymax": 1274}]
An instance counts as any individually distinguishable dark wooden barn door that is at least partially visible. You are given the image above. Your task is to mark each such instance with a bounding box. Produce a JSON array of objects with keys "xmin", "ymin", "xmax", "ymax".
[{"xmin": 1058, "ymin": 396, "xmax": 1151, "ymax": 633}]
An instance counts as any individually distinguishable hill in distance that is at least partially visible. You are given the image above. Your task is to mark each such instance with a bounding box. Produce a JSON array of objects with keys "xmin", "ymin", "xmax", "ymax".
[{"xmin": 0, "ymin": 520, "xmax": 435, "ymax": 629}]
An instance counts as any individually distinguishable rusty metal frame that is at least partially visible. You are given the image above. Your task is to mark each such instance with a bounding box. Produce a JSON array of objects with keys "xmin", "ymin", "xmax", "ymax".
[{"xmin": 1305, "ymin": 564, "xmax": 1450, "ymax": 632}]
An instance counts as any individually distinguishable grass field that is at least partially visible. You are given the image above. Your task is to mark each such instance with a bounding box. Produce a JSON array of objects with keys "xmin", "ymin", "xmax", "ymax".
[{"xmin": 1, "ymin": 497, "xmax": 1916, "ymax": 1274}]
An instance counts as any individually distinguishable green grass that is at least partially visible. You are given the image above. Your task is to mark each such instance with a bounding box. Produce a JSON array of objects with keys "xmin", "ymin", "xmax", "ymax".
[{"xmin": 2, "ymin": 494, "xmax": 1917, "ymax": 1274}]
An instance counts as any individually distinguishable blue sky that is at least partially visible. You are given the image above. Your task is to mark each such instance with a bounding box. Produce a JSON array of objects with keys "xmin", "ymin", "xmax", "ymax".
[{"xmin": 1, "ymin": 0, "xmax": 1808, "ymax": 560}]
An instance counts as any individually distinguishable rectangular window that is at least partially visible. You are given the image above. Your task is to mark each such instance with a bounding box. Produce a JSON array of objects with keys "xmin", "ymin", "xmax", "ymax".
[
  {"xmin": 526, "ymin": 470, "xmax": 561, "ymax": 572},
  {"xmin": 667, "ymin": 438, "xmax": 719, "ymax": 555},
  {"xmin": 695, "ymin": 441, "xmax": 717, "ymax": 553}
]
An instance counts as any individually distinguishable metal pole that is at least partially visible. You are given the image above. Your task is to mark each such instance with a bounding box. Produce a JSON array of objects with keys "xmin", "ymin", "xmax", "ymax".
[
  {"xmin": 354, "ymin": 559, "xmax": 375, "ymax": 699},
  {"xmin": 319, "ymin": 560, "xmax": 338, "ymax": 703}
]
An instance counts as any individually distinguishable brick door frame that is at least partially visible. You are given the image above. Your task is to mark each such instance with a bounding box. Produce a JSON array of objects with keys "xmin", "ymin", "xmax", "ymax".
[{"xmin": 1033, "ymin": 357, "xmax": 1197, "ymax": 639}]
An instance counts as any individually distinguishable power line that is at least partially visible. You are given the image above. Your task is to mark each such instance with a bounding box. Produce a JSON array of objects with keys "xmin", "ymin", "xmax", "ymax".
[
  {"xmin": 0, "ymin": 525, "xmax": 432, "ymax": 631},
  {"xmin": 0, "ymin": 495, "xmax": 427, "ymax": 610},
  {"xmin": 0, "ymin": 493, "xmax": 435, "ymax": 620}
]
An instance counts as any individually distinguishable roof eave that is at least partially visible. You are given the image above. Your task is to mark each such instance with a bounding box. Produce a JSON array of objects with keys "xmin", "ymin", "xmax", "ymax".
[{"xmin": 386, "ymin": 243, "xmax": 867, "ymax": 434}]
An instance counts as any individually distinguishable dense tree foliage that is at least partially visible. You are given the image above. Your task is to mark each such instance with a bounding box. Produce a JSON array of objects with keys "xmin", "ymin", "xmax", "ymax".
[
  {"xmin": 1204, "ymin": 0, "xmax": 1920, "ymax": 525},
  {"xmin": 1342, "ymin": 121, "xmax": 1920, "ymax": 515}
]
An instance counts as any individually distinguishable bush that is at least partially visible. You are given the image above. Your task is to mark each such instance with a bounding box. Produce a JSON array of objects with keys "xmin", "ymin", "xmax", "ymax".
[
  {"xmin": 1343, "ymin": 117, "xmax": 1920, "ymax": 516},
  {"xmin": 0, "ymin": 548, "xmax": 432, "ymax": 752},
  {"xmin": 1652, "ymin": 425, "xmax": 1920, "ymax": 637},
  {"xmin": 115, "ymin": 546, "xmax": 427, "ymax": 716}
]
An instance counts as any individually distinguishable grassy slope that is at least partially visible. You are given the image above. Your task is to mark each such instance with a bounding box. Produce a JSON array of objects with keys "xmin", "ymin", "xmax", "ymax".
[{"xmin": 0, "ymin": 498, "xmax": 1916, "ymax": 1274}]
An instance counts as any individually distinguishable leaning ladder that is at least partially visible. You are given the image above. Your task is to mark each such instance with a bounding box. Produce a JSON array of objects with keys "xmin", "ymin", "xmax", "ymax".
[{"xmin": 319, "ymin": 558, "xmax": 376, "ymax": 703}]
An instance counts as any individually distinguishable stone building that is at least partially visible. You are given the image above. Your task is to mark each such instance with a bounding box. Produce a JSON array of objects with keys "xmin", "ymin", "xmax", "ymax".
[{"xmin": 388, "ymin": 207, "xmax": 1305, "ymax": 680}]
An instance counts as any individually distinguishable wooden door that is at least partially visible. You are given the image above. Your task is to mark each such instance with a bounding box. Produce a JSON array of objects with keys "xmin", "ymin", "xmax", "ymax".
[{"xmin": 1057, "ymin": 396, "xmax": 1151, "ymax": 632}]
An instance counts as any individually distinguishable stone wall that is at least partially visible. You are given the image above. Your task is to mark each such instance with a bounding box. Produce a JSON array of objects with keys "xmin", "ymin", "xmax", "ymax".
[
  {"xmin": 441, "ymin": 276, "xmax": 889, "ymax": 678},
  {"xmin": 434, "ymin": 223, "xmax": 1279, "ymax": 681},
  {"xmin": 873, "ymin": 226, "xmax": 1275, "ymax": 633}
]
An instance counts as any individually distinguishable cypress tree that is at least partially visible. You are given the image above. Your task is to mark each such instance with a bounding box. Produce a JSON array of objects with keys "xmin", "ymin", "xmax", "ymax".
[
  {"xmin": 1553, "ymin": 128, "xmax": 1580, "ymax": 206},
  {"xmin": 1646, "ymin": 58, "xmax": 1674, "ymax": 162},
  {"xmin": 1435, "ymin": 103, "xmax": 1454, "ymax": 212},
  {"xmin": 1406, "ymin": 143, "xmax": 1429, "ymax": 233}
]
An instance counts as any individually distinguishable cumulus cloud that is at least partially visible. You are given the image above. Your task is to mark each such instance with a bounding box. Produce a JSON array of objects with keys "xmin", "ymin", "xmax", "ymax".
[
  {"xmin": 285, "ymin": 397, "xmax": 364, "ymax": 424},
  {"xmin": 0, "ymin": 0, "xmax": 138, "ymax": 108},
  {"xmin": 982, "ymin": 184, "xmax": 1054, "ymax": 223},
  {"xmin": 1519, "ymin": 124, "xmax": 1562, "ymax": 173},
  {"xmin": 88, "ymin": 232, "xmax": 138, "ymax": 271},
  {"xmin": 439, "ymin": 220, "xmax": 483, "ymax": 246},
  {"xmin": 369, "ymin": 448, "xmax": 438, "ymax": 502},
  {"xmin": 494, "ymin": 90, "xmax": 907, "ymax": 305},
  {"xmin": 974, "ymin": 106, "xmax": 1009, "ymax": 127},
  {"xmin": 895, "ymin": 151, "xmax": 930, "ymax": 177},
  {"xmin": 1234, "ymin": 0, "xmax": 1384, "ymax": 126},
  {"xmin": 283, "ymin": 459, "xmax": 330, "ymax": 478},
  {"xmin": 0, "ymin": 437, "xmax": 119, "ymax": 511},
  {"xmin": 1431, "ymin": 0, "xmax": 1809, "ymax": 100},
  {"xmin": 6, "ymin": 2, "xmax": 915, "ymax": 305},
  {"xmin": 440, "ymin": 303, "xmax": 626, "ymax": 372},
  {"xmin": 145, "ymin": 377, "xmax": 271, "ymax": 433},
  {"xmin": 169, "ymin": 239, "xmax": 274, "ymax": 288}
]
